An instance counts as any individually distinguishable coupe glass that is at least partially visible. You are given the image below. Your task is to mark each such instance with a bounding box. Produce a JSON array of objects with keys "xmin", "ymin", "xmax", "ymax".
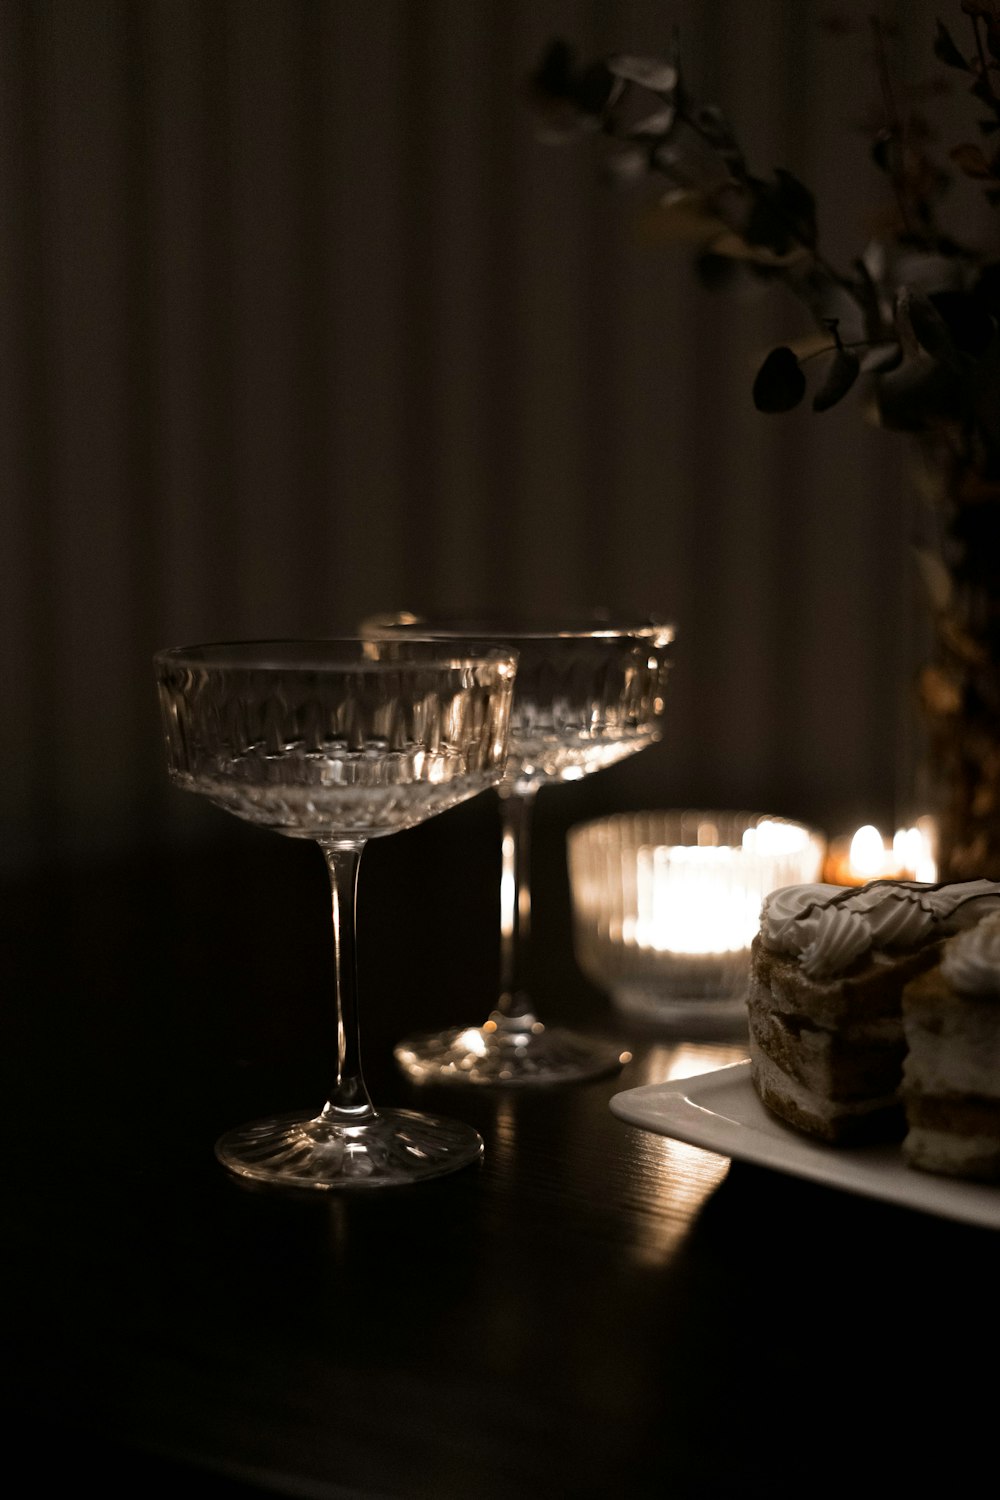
[
  {"xmin": 154, "ymin": 638, "xmax": 517, "ymax": 1190},
  {"xmin": 362, "ymin": 613, "xmax": 675, "ymax": 1085}
]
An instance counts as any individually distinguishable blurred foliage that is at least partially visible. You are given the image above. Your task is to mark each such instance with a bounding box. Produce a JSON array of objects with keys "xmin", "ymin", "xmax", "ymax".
[
  {"xmin": 528, "ymin": 3, "xmax": 1000, "ymax": 879},
  {"xmin": 528, "ymin": 5, "xmax": 1000, "ymax": 437}
]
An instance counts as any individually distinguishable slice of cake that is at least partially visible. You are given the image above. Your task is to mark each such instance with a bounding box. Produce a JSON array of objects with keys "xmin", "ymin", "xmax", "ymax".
[
  {"xmin": 901, "ymin": 912, "xmax": 1000, "ymax": 1183},
  {"xmin": 747, "ymin": 879, "xmax": 1000, "ymax": 1145}
]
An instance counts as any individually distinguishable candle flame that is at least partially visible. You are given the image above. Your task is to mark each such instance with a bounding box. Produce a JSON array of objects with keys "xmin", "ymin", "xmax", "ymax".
[
  {"xmin": 843, "ymin": 820, "xmax": 938, "ymax": 883},
  {"xmin": 849, "ymin": 824, "xmax": 886, "ymax": 879}
]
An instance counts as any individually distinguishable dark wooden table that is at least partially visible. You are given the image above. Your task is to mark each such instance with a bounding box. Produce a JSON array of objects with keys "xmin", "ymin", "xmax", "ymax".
[{"xmin": 5, "ymin": 794, "xmax": 997, "ymax": 1498}]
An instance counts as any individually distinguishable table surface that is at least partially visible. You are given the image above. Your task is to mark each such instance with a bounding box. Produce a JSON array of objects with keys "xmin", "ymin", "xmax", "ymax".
[{"xmin": 5, "ymin": 796, "xmax": 998, "ymax": 1498}]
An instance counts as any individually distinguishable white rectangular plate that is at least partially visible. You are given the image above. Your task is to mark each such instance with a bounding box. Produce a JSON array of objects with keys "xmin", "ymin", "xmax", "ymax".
[{"xmin": 610, "ymin": 1061, "xmax": 1000, "ymax": 1230}]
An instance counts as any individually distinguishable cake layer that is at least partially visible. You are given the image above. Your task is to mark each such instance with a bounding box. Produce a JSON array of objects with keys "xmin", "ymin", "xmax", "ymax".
[
  {"xmin": 748, "ymin": 1042, "xmax": 904, "ymax": 1145},
  {"xmin": 746, "ymin": 992, "xmax": 904, "ymax": 1102},
  {"xmin": 902, "ymin": 1124, "xmax": 1000, "ymax": 1183},
  {"xmin": 748, "ymin": 934, "xmax": 942, "ymax": 1030}
]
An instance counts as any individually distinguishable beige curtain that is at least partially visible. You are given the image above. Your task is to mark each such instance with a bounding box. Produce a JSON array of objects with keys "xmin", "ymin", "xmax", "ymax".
[{"xmin": 0, "ymin": 0, "xmax": 941, "ymax": 869}]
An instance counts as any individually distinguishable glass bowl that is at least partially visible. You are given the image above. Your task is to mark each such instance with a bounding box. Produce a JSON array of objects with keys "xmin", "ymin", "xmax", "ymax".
[{"xmin": 567, "ymin": 810, "xmax": 826, "ymax": 1035}]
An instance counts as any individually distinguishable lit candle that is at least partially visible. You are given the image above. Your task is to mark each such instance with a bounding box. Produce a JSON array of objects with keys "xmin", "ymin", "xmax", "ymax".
[
  {"xmin": 822, "ymin": 818, "xmax": 937, "ymax": 886},
  {"xmin": 568, "ymin": 811, "xmax": 826, "ymax": 1024},
  {"xmin": 619, "ymin": 821, "xmax": 823, "ymax": 998},
  {"xmin": 630, "ymin": 844, "xmax": 760, "ymax": 956}
]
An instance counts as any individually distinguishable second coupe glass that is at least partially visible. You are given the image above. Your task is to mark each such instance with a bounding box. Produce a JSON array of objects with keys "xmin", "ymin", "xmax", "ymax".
[{"xmin": 363, "ymin": 613, "xmax": 675, "ymax": 1085}]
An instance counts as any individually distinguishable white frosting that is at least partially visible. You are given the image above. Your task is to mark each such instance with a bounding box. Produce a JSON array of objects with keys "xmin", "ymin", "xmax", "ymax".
[
  {"xmin": 761, "ymin": 884, "xmax": 843, "ymax": 953},
  {"xmin": 760, "ymin": 879, "xmax": 1000, "ymax": 980},
  {"xmin": 798, "ymin": 905, "xmax": 871, "ymax": 980},
  {"xmin": 940, "ymin": 911, "xmax": 1000, "ymax": 997},
  {"xmin": 919, "ymin": 879, "xmax": 1000, "ymax": 925}
]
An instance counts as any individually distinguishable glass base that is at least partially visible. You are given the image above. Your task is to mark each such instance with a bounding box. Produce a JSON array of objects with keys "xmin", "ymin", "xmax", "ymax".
[
  {"xmin": 394, "ymin": 1019, "xmax": 629, "ymax": 1087},
  {"xmin": 611, "ymin": 985, "xmax": 749, "ymax": 1040},
  {"xmin": 215, "ymin": 1107, "xmax": 484, "ymax": 1190}
]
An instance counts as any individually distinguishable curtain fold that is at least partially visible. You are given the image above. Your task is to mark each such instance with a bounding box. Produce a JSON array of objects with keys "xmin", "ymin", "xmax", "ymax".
[{"xmin": 0, "ymin": 0, "xmax": 929, "ymax": 869}]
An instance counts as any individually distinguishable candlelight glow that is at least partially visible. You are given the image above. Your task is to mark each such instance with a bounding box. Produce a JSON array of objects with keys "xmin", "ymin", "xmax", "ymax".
[
  {"xmin": 895, "ymin": 818, "xmax": 938, "ymax": 882},
  {"xmin": 823, "ymin": 817, "xmax": 938, "ymax": 886},
  {"xmin": 849, "ymin": 824, "xmax": 886, "ymax": 879},
  {"xmin": 630, "ymin": 845, "xmax": 759, "ymax": 955}
]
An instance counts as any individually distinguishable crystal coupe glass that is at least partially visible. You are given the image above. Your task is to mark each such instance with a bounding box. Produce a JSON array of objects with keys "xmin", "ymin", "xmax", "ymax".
[
  {"xmin": 362, "ymin": 613, "xmax": 675, "ymax": 1085},
  {"xmin": 154, "ymin": 638, "xmax": 517, "ymax": 1190}
]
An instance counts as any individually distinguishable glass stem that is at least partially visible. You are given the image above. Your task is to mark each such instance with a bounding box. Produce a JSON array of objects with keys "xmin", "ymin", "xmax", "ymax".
[
  {"xmin": 493, "ymin": 785, "xmax": 539, "ymax": 1031},
  {"xmin": 316, "ymin": 839, "xmax": 377, "ymax": 1124}
]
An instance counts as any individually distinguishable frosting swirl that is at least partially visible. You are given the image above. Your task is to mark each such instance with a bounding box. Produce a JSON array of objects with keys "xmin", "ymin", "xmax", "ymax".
[
  {"xmin": 941, "ymin": 911, "xmax": 1000, "ymax": 996},
  {"xmin": 760, "ymin": 878, "xmax": 1000, "ymax": 980},
  {"xmin": 761, "ymin": 884, "xmax": 843, "ymax": 952},
  {"xmin": 798, "ymin": 904, "xmax": 871, "ymax": 980}
]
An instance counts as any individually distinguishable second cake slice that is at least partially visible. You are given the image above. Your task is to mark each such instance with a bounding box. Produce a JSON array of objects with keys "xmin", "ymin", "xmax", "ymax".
[{"xmin": 747, "ymin": 879, "xmax": 1000, "ymax": 1145}]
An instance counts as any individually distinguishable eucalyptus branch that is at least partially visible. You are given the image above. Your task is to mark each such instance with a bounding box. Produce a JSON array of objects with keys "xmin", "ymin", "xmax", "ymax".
[
  {"xmin": 529, "ymin": 6, "xmax": 999, "ymax": 425},
  {"xmin": 526, "ymin": 4, "xmax": 1000, "ymax": 884},
  {"xmin": 673, "ymin": 98, "xmax": 858, "ymax": 295}
]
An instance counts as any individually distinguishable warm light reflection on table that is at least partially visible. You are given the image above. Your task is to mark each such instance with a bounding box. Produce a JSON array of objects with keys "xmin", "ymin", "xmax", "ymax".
[
  {"xmin": 640, "ymin": 1041, "xmax": 749, "ymax": 1088},
  {"xmin": 618, "ymin": 1040, "xmax": 748, "ymax": 1268}
]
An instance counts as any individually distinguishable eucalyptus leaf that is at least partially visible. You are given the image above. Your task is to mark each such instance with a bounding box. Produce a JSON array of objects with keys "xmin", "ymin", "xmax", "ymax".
[
  {"xmin": 988, "ymin": 13, "xmax": 1000, "ymax": 63},
  {"xmin": 690, "ymin": 104, "xmax": 744, "ymax": 169},
  {"xmin": 950, "ymin": 142, "xmax": 996, "ymax": 179},
  {"xmin": 743, "ymin": 171, "xmax": 817, "ymax": 257},
  {"xmin": 529, "ymin": 40, "xmax": 617, "ymax": 118},
  {"xmin": 690, "ymin": 104, "xmax": 738, "ymax": 148},
  {"xmin": 575, "ymin": 62, "xmax": 619, "ymax": 115},
  {"xmin": 930, "ymin": 289, "xmax": 997, "ymax": 356},
  {"xmin": 852, "ymin": 257, "xmax": 886, "ymax": 340},
  {"xmin": 531, "ymin": 39, "xmax": 574, "ymax": 98},
  {"xmin": 606, "ymin": 55, "xmax": 678, "ymax": 93},
  {"xmin": 973, "ymin": 71, "xmax": 997, "ymax": 107},
  {"xmin": 906, "ymin": 290, "xmax": 965, "ymax": 368},
  {"xmin": 871, "ymin": 132, "xmax": 894, "ymax": 174},
  {"xmin": 860, "ymin": 341, "xmax": 903, "ymax": 373},
  {"xmin": 752, "ymin": 347, "xmax": 806, "ymax": 412},
  {"xmin": 624, "ymin": 106, "xmax": 676, "ymax": 138},
  {"xmin": 744, "ymin": 183, "xmax": 790, "ymax": 254},
  {"xmin": 601, "ymin": 147, "xmax": 649, "ymax": 183},
  {"xmin": 933, "ymin": 19, "xmax": 969, "ymax": 70},
  {"xmin": 636, "ymin": 193, "xmax": 728, "ymax": 246},
  {"xmin": 913, "ymin": 545, "xmax": 954, "ymax": 614},
  {"xmin": 872, "ymin": 358, "xmax": 962, "ymax": 432},
  {"xmin": 813, "ymin": 347, "xmax": 860, "ymax": 412},
  {"xmin": 773, "ymin": 169, "xmax": 818, "ymax": 250},
  {"xmin": 707, "ymin": 229, "xmax": 808, "ymax": 266}
]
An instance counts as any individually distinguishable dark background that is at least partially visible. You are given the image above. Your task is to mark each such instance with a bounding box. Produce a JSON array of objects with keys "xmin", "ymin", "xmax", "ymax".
[{"xmin": 3, "ymin": 0, "xmax": 983, "ymax": 878}]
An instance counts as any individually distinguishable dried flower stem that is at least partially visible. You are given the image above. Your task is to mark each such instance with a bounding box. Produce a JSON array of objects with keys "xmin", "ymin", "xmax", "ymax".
[{"xmin": 870, "ymin": 14, "xmax": 918, "ymax": 238}]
